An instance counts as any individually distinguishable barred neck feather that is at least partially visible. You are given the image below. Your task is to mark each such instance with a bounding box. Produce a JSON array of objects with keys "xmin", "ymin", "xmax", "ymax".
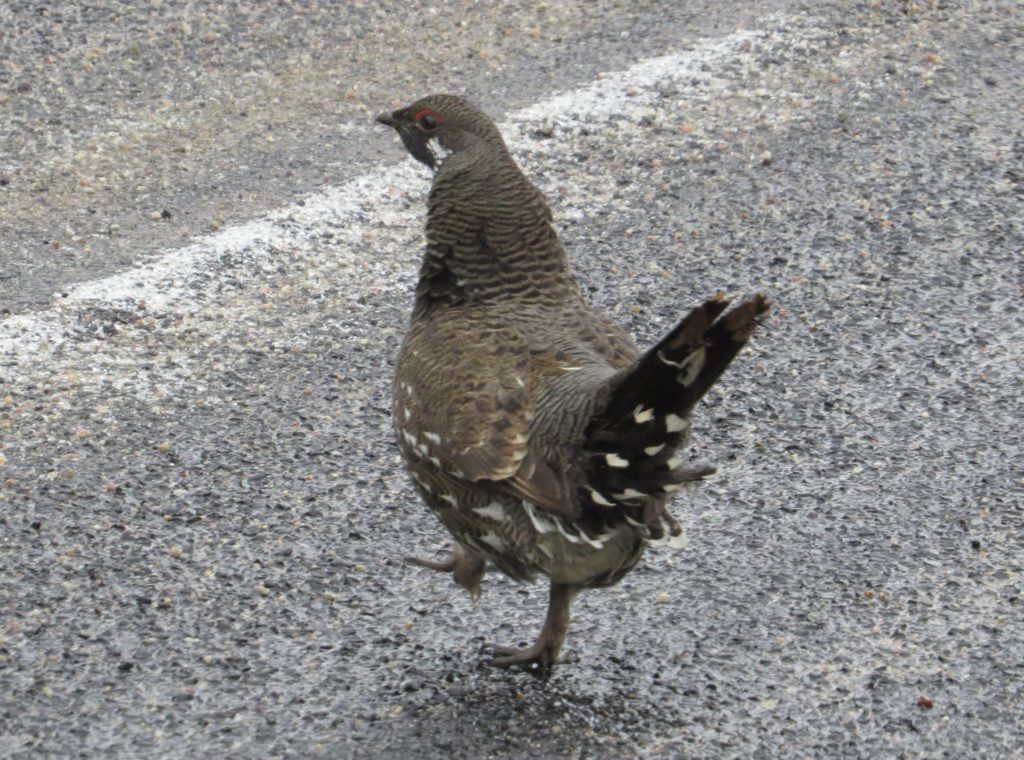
[{"xmin": 413, "ymin": 149, "xmax": 580, "ymax": 318}]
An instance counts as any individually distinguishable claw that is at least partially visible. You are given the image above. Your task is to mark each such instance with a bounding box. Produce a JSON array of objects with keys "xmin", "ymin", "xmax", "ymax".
[
  {"xmin": 483, "ymin": 583, "xmax": 577, "ymax": 676},
  {"xmin": 405, "ymin": 555, "xmax": 456, "ymax": 572},
  {"xmin": 405, "ymin": 543, "xmax": 485, "ymax": 596},
  {"xmin": 486, "ymin": 641, "xmax": 561, "ymax": 677},
  {"xmin": 488, "ymin": 644, "xmax": 527, "ymax": 658}
]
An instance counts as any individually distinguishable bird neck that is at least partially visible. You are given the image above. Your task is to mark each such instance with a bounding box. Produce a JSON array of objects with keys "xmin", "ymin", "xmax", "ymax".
[{"xmin": 414, "ymin": 158, "xmax": 580, "ymax": 316}]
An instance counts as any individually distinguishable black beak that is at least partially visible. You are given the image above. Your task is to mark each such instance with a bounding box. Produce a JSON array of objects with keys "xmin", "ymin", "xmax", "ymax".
[{"xmin": 377, "ymin": 107, "xmax": 437, "ymax": 170}]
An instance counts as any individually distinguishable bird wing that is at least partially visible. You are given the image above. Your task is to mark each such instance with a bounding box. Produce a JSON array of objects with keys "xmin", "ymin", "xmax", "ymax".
[{"xmin": 395, "ymin": 310, "xmax": 577, "ymax": 518}]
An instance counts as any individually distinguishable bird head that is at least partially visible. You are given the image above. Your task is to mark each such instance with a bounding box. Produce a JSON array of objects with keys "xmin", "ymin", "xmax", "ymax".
[{"xmin": 376, "ymin": 94, "xmax": 508, "ymax": 171}]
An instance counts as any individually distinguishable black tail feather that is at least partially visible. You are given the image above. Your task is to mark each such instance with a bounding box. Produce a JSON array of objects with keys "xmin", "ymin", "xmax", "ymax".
[{"xmin": 580, "ymin": 294, "xmax": 770, "ymax": 521}]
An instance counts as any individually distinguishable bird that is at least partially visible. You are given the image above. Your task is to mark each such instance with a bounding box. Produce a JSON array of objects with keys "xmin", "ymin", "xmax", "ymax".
[{"xmin": 377, "ymin": 94, "xmax": 769, "ymax": 675}]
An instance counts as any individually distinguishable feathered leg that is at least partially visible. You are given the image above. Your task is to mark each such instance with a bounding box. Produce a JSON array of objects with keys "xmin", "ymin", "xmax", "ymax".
[
  {"xmin": 487, "ymin": 582, "xmax": 578, "ymax": 676},
  {"xmin": 406, "ymin": 543, "xmax": 486, "ymax": 596}
]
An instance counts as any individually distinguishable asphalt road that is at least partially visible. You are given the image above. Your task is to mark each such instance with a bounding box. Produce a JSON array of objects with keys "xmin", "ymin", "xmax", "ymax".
[{"xmin": 2, "ymin": 1, "xmax": 1022, "ymax": 758}]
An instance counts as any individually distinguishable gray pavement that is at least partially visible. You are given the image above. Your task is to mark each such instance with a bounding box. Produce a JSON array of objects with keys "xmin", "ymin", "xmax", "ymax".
[
  {"xmin": 2, "ymin": 2, "xmax": 1022, "ymax": 758},
  {"xmin": 0, "ymin": 0, "xmax": 789, "ymax": 314}
]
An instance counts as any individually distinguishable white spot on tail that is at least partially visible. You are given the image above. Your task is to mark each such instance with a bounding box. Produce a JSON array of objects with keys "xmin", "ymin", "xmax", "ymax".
[
  {"xmin": 662, "ymin": 483, "xmax": 683, "ymax": 493},
  {"xmin": 439, "ymin": 493, "xmax": 458, "ymax": 506},
  {"xmin": 552, "ymin": 519, "xmax": 582, "ymax": 545},
  {"xmin": 648, "ymin": 522, "xmax": 688, "ymax": 548},
  {"xmin": 403, "ymin": 407, "xmax": 411, "ymax": 421},
  {"xmin": 633, "ymin": 405, "xmax": 655, "ymax": 424},
  {"xmin": 589, "ymin": 489, "xmax": 615, "ymax": 507},
  {"xmin": 657, "ymin": 349, "xmax": 685, "ymax": 368},
  {"xmin": 522, "ymin": 501, "xmax": 555, "ymax": 534},
  {"xmin": 676, "ymin": 348, "xmax": 706, "ymax": 387},
  {"xmin": 666, "ymin": 456, "xmax": 682, "ymax": 470},
  {"xmin": 576, "ymin": 531, "xmax": 608, "ymax": 549},
  {"xmin": 644, "ymin": 443, "xmax": 665, "ymax": 456},
  {"xmin": 473, "ymin": 502, "xmax": 507, "ymax": 521},
  {"xmin": 515, "ymin": 376, "xmax": 526, "ymax": 388},
  {"xmin": 665, "ymin": 414, "xmax": 687, "ymax": 433},
  {"xmin": 605, "ymin": 453, "xmax": 630, "ymax": 468},
  {"xmin": 423, "ymin": 431, "xmax": 442, "ymax": 445},
  {"xmin": 614, "ymin": 488, "xmax": 645, "ymax": 500}
]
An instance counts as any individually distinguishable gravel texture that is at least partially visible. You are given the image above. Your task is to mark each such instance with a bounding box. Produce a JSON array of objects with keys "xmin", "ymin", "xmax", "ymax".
[
  {"xmin": 2, "ymin": 2, "xmax": 1023, "ymax": 758},
  {"xmin": 0, "ymin": 0, "xmax": 789, "ymax": 313}
]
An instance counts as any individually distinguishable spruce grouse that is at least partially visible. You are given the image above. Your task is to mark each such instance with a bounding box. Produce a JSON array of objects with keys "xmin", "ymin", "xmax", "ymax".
[{"xmin": 378, "ymin": 94, "xmax": 769, "ymax": 674}]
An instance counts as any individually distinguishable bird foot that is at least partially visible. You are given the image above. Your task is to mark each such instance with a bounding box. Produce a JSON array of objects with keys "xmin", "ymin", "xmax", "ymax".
[
  {"xmin": 405, "ymin": 544, "xmax": 485, "ymax": 596},
  {"xmin": 484, "ymin": 582, "xmax": 577, "ymax": 677},
  {"xmin": 404, "ymin": 555, "xmax": 455, "ymax": 572},
  {"xmin": 485, "ymin": 640, "xmax": 561, "ymax": 677}
]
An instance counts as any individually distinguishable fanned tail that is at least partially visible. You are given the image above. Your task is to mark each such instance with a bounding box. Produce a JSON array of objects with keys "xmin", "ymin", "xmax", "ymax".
[{"xmin": 580, "ymin": 294, "xmax": 770, "ymax": 540}]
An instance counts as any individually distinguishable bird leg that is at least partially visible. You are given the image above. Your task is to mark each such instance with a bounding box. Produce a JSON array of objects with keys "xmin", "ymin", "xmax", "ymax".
[
  {"xmin": 406, "ymin": 543, "xmax": 485, "ymax": 597},
  {"xmin": 487, "ymin": 582, "xmax": 578, "ymax": 675}
]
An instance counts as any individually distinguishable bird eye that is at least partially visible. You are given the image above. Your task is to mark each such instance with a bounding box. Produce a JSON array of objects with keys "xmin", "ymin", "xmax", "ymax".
[{"xmin": 415, "ymin": 109, "xmax": 441, "ymax": 130}]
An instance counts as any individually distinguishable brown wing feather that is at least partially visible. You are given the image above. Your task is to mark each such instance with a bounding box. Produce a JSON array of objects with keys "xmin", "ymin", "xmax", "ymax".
[
  {"xmin": 396, "ymin": 307, "xmax": 576, "ymax": 517},
  {"xmin": 503, "ymin": 448, "xmax": 576, "ymax": 518},
  {"xmin": 396, "ymin": 312, "xmax": 526, "ymax": 479}
]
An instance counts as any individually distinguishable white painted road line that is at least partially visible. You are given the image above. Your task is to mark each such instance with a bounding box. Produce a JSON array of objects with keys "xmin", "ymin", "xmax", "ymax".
[{"xmin": 0, "ymin": 25, "xmax": 764, "ymax": 360}]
